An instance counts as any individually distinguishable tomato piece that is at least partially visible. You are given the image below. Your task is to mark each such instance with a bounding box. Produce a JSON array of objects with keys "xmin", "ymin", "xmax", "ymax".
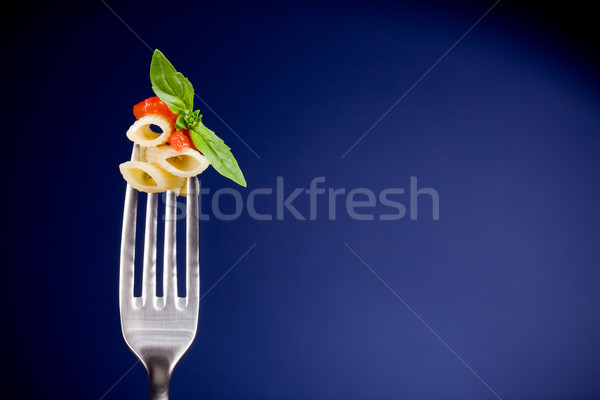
[
  {"xmin": 169, "ymin": 130, "xmax": 199, "ymax": 152},
  {"xmin": 133, "ymin": 96, "xmax": 178, "ymax": 125}
]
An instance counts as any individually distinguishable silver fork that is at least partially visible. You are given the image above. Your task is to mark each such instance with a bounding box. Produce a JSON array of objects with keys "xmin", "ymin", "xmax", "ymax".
[{"xmin": 119, "ymin": 144, "xmax": 200, "ymax": 400}]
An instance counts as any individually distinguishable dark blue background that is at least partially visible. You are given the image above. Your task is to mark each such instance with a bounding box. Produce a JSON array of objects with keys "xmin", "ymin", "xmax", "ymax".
[{"xmin": 6, "ymin": 1, "xmax": 600, "ymax": 399}]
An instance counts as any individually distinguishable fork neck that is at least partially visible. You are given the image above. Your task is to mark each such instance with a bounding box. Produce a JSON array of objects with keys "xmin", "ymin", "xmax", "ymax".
[{"xmin": 147, "ymin": 358, "xmax": 173, "ymax": 400}]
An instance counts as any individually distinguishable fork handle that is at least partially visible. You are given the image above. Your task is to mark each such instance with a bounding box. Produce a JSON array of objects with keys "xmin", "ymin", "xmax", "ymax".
[{"xmin": 147, "ymin": 360, "xmax": 172, "ymax": 400}]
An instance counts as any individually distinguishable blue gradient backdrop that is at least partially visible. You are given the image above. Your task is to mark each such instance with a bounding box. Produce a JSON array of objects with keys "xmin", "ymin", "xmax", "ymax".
[{"xmin": 5, "ymin": 1, "xmax": 600, "ymax": 399}]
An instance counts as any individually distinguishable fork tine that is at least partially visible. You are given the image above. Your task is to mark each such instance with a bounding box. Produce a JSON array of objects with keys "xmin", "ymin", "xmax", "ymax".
[
  {"xmin": 142, "ymin": 192, "xmax": 158, "ymax": 303},
  {"xmin": 186, "ymin": 177, "xmax": 200, "ymax": 305},
  {"xmin": 119, "ymin": 184, "xmax": 138, "ymax": 304},
  {"xmin": 163, "ymin": 190, "xmax": 178, "ymax": 301},
  {"xmin": 119, "ymin": 145, "xmax": 140, "ymax": 306}
]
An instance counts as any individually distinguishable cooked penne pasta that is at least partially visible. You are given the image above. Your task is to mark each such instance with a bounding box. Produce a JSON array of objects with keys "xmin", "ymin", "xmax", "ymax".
[
  {"xmin": 144, "ymin": 145, "xmax": 210, "ymax": 178},
  {"xmin": 126, "ymin": 114, "xmax": 173, "ymax": 147},
  {"xmin": 175, "ymin": 178, "xmax": 191, "ymax": 197},
  {"xmin": 120, "ymin": 51, "xmax": 246, "ymax": 193},
  {"xmin": 119, "ymin": 160, "xmax": 184, "ymax": 193}
]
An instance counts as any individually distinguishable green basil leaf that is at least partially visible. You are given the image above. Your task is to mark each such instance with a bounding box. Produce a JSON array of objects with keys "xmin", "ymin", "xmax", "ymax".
[
  {"xmin": 148, "ymin": 50, "xmax": 246, "ymax": 186},
  {"xmin": 183, "ymin": 109, "xmax": 200, "ymax": 126},
  {"xmin": 175, "ymin": 115, "xmax": 188, "ymax": 130},
  {"xmin": 150, "ymin": 50, "xmax": 194, "ymax": 114},
  {"xmin": 190, "ymin": 124, "xmax": 247, "ymax": 187}
]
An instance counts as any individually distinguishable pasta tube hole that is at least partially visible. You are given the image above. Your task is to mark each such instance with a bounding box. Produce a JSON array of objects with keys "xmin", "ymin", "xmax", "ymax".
[
  {"xmin": 166, "ymin": 155, "xmax": 202, "ymax": 172},
  {"xmin": 130, "ymin": 168, "xmax": 157, "ymax": 187},
  {"xmin": 149, "ymin": 124, "xmax": 164, "ymax": 133},
  {"xmin": 141, "ymin": 125, "xmax": 164, "ymax": 140}
]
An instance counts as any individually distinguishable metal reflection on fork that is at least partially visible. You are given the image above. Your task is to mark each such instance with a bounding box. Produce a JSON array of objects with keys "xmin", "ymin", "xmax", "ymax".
[{"xmin": 119, "ymin": 144, "xmax": 200, "ymax": 400}]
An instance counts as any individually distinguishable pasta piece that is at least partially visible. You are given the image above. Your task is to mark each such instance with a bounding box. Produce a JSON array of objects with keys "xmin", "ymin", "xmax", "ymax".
[
  {"xmin": 126, "ymin": 114, "xmax": 173, "ymax": 147},
  {"xmin": 175, "ymin": 178, "xmax": 190, "ymax": 197},
  {"xmin": 119, "ymin": 161, "xmax": 184, "ymax": 193},
  {"xmin": 144, "ymin": 145, "xmax": 209, "ymax": 178}
]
